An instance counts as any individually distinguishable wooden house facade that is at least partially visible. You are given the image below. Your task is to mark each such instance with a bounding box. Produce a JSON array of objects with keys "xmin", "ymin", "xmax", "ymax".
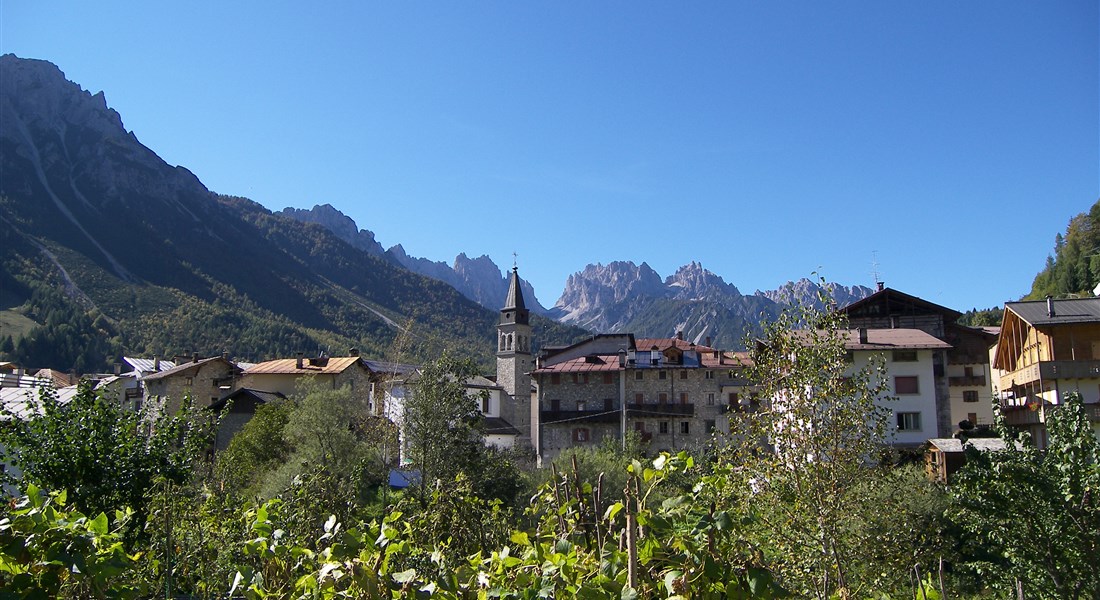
[{"xmin": 992, "ymin": 297, "xmax": 1100, "ymax": 447}]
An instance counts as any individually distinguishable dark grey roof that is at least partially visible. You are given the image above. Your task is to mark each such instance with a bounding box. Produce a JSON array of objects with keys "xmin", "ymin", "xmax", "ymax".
[
  {"xmin": 209, "ymin": 388, "xmax": 285, "ymax": 411},
  {"xmin": 483, "ymin": 416, "xmax": 521, "ymax": 436},
  {"xmin": 503, "ymin": 267, "xmax": 526, "ymax": 311},
  {"xmin": 362, "ymin": 359, "xmax": 420, "ymax": 377},
  {"xmin": 143, "ymin": 356, "xmax": 239, "ymax": 381},
  {"xmin": 1007, "ymin": 297, "xmax": 1100, "ymax": 326}
]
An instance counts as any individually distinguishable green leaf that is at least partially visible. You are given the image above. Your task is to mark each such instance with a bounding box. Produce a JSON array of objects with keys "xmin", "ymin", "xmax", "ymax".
[{"xmin": 510, "ymin": 531, "xmax": 531, "ymax": 546}]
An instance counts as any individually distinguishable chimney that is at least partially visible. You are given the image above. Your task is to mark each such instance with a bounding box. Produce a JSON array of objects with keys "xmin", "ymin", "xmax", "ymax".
[
  {"xmin": 877, "ymin": 281, "xmax": 885, "ymax": 292},
  {"xmin": 192, "ymin": 352, "xmax": 199, "ymax": 363},
  {"xmin": 153, "ymin": 356, "xmax": 160, "ymax": 371},
  {"xmin": 1047, "ymin": 295, "xmax": 1055, "ymax": 318},
  {"xmin": 349, "ymin": 347, "xmax": 359, "ymax": 357},
  {"xmin": 618, "ymin": 348, "xmax": 627, "ymax": 368},
  {"xmin": 676, "ymin": 331, "xmax": 683, "ymax": 341},
  {"xmin": 221, "ymin": 351, "xmax": 229, "ymax": 361},
  {"xmin": 113, "ymin": 363, "xmax": 121, "ymax": 376},
  {"xmin": 296, "ymin": 352, "xmax": 304, "ymax": 369},
  {"xmin": 858, "ymin": 328, "xmax": 869, "ymax": 344}
]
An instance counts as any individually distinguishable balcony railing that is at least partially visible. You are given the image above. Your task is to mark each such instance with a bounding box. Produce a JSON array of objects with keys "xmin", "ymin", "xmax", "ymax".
[
  {"xmin": 1000, "ymin": 401, "xmax": 1100, "ymax": 426},
  {"xmin": 541, "ymin": 409, "xmax": 620, "ymax": 424},
  {"xmin": 999, "ymin": 360, "xmax": 1100, "ymax": 390},
  {"xmin": 626, "ymin": 403, "xmax": 694, "ymax": 417}
]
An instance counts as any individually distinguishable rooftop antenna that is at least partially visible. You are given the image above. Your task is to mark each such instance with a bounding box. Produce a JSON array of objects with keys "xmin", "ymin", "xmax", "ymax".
[{"xmin": 870, "ymin": 251, "xmax": 881, "ymax": 288}]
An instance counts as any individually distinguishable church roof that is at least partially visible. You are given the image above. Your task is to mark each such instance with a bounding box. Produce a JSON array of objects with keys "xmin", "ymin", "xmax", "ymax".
[{"xmin": 503, "ymin": 267, "xmax": 527, "ymax": 311}]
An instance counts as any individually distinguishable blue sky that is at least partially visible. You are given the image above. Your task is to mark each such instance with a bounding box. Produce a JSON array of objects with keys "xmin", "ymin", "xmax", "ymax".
[{"xmin": 3, "ymin": 2, "xmax": 1097, "ymax": 312}]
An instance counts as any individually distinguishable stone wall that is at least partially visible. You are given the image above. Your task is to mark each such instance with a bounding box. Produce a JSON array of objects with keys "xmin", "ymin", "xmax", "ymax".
[{"xmin": 535, "ymin": 366, "xmax": 748, "ymax": 462}]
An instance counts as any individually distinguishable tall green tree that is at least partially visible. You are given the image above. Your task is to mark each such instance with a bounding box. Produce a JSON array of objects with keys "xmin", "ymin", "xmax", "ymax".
[
  {"xmin": 0, "ymin": 381, "xmax": 215, "ymax": 522},
  {"xmin": 950, "ymin": 392, "xmax": 1100, "ymax": 599},
  {"xmin": 402, "ymin": 353, "xmax": 487, "ymax": 503},
  {"xmin": 717, "ymin": 288, "xmax": 911, "ymax": 598}
]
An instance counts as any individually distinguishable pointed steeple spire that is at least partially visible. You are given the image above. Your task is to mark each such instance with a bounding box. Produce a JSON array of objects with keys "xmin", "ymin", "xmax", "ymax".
[
  {"xmin": 504, "ymin": 266, "xmax": 527, "ymax": 312},
  {"xmin": 500, "ymin": 266, "xmax": 530, "ymax": 326}
]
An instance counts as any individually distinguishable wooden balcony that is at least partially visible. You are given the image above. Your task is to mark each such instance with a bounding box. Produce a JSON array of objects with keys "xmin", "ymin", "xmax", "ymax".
[
  {"xmin": 999, "ymin": 360, "xmax": 1100, "ymax": 390},
  {"xmin": 1000, "ymin": 401, "xmax": 1100, "ymax": 427},
  {"xmin": 627, "ymin": 403, "xmax": 694, "ymax": 417},
  {"xmin": 541, "ymin": 408, "xmax": 620, "ymax": 424}
]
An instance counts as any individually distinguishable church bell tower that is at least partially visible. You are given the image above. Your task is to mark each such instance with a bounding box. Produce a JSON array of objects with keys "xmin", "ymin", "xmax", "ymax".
[{"xmin": 497, "ymin": 266, "xmax": 532, "ymax": 446}]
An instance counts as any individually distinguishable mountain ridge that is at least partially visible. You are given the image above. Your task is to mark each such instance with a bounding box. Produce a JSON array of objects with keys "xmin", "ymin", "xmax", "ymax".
[
  {"xmin": 0, "ymin": 54, "xmax": 587, "ymax": 371},
  {"xmin": 275, "ymin": 201, "xmax": 877, "ymax": 348}
]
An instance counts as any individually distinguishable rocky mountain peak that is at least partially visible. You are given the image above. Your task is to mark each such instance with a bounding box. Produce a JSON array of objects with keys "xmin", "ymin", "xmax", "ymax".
[
  {"xmin": 665, "ymin": 261, "xmax": 741, "ymax": 299},
  {"xmin": 754, "ymin": 278, "xmax": 874, "ymax": 311},
  {"xmin": 279, "ymin": 204, "xmax": 385, "ymax": 257},
  {"xmin": 0, "ymin": 54, "xmax": 125, "ymax": 137}
]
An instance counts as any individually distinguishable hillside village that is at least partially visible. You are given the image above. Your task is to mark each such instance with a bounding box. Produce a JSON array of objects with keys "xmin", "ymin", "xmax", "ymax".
[
  {"xmin": 1, "ymin": 47, "xmax": 1098, "ymax": 595},
  {"xmin": 5, "ymin": 267, "xmax": 1099, "ymax": 485}
]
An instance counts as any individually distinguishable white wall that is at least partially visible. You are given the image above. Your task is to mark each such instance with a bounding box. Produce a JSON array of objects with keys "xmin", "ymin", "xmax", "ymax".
[{"xmin": 850, "ymin": 349, "xmax": 938, "ymax": 447}]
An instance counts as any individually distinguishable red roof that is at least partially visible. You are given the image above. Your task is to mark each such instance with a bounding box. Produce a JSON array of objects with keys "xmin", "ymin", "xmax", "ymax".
[
  {"xmin": 635, "ymin": 338, "xmax": 716, "ymax": 353},
  {"xmin": 534, "ymin": 354, "xmax": 620, "ymax": 374}
]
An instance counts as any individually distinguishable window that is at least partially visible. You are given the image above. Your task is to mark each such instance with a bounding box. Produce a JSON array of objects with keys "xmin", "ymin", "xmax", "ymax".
[
  {"xmin": 680, "ymin": 392, "xmax": 689, "ymax": 405},
  {"xmin": 603, "ymin": 373, "xmax": 614, "ymax": 384},
  {"xmin": 659, "ymin": 421, "xmax": 669, "ymax": 434},
  {"xmin": 482, "ymin": 396, "xmax": 490, "ymax": 413},
  {"xmin": 572, "ymin": 373, "xmax": 579, "ymax": 384},
  {"xmin": 895, "ymin": 376, "xmax": 919, "ymax": 395},
  {"xmin": 581, "ymin": 373, "xmax": 589, "ymax": 384},
  {"xmin": 707, "ymin": 393, "xmax": 715, "ymax": 406},
  {"xmin": 635, "ymin": 371, "xmax": 644, "ymax": 381},
  {"xmin": 550, "ymin": 399, "xmax": 561, "ymax": 411},
  {"xmin": 573, "ymin": 428, "xmax": 590, "ymax": 442},
  {"xmin": 659, "ymin": 370, "xmax": 667, "ymax": 380},
  {"xmin": 963, "ymin": 390, "xmax": 979, "ymax": 403},
  {"xmin": 635, "ymin": 421, "xmax": 647, "ymax": 433},
  {"xmin": 551, "ymin": 373, "xmax": 561, "ymax": 385},
  {"xmin": 705, "ymin": 370, "xmax": 715, "ymax": 380},
  {"xmin": 892, "ymin": 350, "xmax": 918, "ymax": 362},
  {"xmin": 658, "ymin": 393, "xmax": 668, "ymax": 404},
  {"xmin": 634, "ymin": 392, "xmax": 644, "ymax": 403},
  {"xmin": 604, "ymin": 398, "xmax": 613, "ymax": 411},
  {"xmin": 577, "ymin": 401, "xmax": 586, "ymax": 411},
  {"xmin": 680, "ymin": 421, "xmax": 690, "ymax": 434},
  {"xmin": 184, "ymin": 377, "xmax": 193, "ymax": 386},
  {"xmin": 728, "ymin": 392, "xmax": 740, "ymax": 404},
  {"xmin": 680, "ymin": 370, "xmax": 688, "ymax": 380},
  {"xmin": 896, "ymin": 412, "xmax": 922, "ymax": 431},
  {"xmin": 705, "ymin": 419, "xmax": 716, "ymax": 433},
  {"xmin": 967, "ymin": 412, "xmax": 978, "ymax": 425}
]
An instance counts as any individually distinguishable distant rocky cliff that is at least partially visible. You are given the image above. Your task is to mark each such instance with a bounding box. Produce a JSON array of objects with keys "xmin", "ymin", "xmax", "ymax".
[
  {"xmin": 550, "ymin": 261, "xmax": 873, "ymax": 348},
  {"xmin": 278, "ymin": 204, "xmax": 387, "ymax": 257},
  {"xmin": 278, "ymin": 201, "xmax": 875, "ymax": 349},
  {"xmin": 279, "ymin": 204, "xmax": 550, "ymax": 314}
]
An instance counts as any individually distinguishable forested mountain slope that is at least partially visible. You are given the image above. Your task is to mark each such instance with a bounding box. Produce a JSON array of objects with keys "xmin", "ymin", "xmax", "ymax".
[{"xmin": 0, "ymin": 55, "xmax": 586, "ymax": 371}]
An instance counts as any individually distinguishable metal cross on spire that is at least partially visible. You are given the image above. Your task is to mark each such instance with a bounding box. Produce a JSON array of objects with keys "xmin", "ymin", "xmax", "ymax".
[{"xmin": 512, "ymin": 251, "xmax": 518, "ymax": 271}]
